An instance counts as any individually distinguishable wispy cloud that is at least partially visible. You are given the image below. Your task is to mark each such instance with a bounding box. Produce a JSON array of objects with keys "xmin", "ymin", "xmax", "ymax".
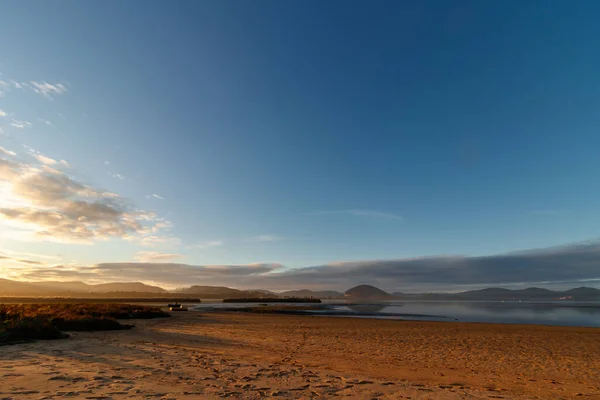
[
  {"xmin": 0, "ymin": 248, "xmax": 61, "ymax": 262},
  {"xmin": 28, "ymin": 81, "xmax": 68, "ymax": 99},
  {"xmin": 32, "ymin": 154, "xmax": 58, "ymax": 165},
  {"xmin": 304, "ymin": 209, "xmax": 403, "ymax": 222},
  {"xmin": 0, "ymin": 79, "xmax": 68, "ymax": 99},
  {"xmin": 0, "ymin": 81, "xmax": 9, "ymax": 96},
  {"xmin": 125, "ymin": 235, "xmax": 181, "ymax": 248},
  {"xmin": 37, "ymin": 118, "xmax": 53, "ymax": 126},
  {"xmin": 134, "ymin": 251, "xmax": 184, "ymax": 263},
  {"xmin": 152, "ymin": 194, "xmax": 164, "ymax": 200},
  {"xmin": 0, "ymin": 155, "xmax": 174, "ymax": 244},
  {"xmin": 0, "ymin": 251, "xmax": 46, "ymax": 266},
  {"xmin": 254, "ymin": 234, "xmax": 280, "ymax": 242},
  {"xmin": 112, "ymin": 173, "xmax": 125, "ymax": 180},
  {"xmin": 26, "ymin": 146, "xmax": 69, "ymax": 166},
  {"xmin": 0, "ymin": 109, "xmax": 6, "ymax": 117},
  {"xmin": 0, "ymin": 146, "xmax": 16, "ymax": 156},
  {"xmin": 10, "ymin": 119, "xmax": 33, "ymax": 129},
  {"xmin": 188, "ymin": 240, "xmax": 224, "ymax": 250}
]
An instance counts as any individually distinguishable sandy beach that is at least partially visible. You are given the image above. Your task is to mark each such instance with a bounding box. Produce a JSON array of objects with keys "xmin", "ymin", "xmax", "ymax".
[{"xmin": 1, "ymin": 311, "xmax": 599, "ymax": 399}]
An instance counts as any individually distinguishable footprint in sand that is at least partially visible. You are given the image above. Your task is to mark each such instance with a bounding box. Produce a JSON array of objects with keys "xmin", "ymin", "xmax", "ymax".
[
  {"xmin": 289, "ymin": 384, "xmax": 311, "ymax": 391},
  {"xmin": 9, "ymin": 390, "xmax": 40, "ymax": 395},
  {"xmin": 48, "ymin": 375, "xmax": 86, "ymax": 382}
]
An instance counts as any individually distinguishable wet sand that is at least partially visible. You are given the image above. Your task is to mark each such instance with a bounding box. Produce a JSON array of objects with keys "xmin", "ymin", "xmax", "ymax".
[{"xmin": 1, "ymin": 311, "xmax": 599, "ymax": 399}]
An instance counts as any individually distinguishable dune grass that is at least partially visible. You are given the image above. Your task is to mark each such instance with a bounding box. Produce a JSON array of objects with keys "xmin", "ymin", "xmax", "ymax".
[{"xmin": 0, "ymin": 303, "xmax": 170, "ymax": 345}]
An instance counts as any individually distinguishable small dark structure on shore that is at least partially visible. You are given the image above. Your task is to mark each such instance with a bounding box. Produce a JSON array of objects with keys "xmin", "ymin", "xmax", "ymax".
[
  {"xmin": 223, "ymin": 297, "xmax": 321, "ymax": 303},
  {"xmin": 167, "ymin": 303, "xmax": 189, "ymax": 311}
]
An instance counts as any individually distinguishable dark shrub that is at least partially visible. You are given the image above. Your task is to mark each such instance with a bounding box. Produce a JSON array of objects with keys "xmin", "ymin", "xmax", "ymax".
[
  {"xmin": 52, "ymin": 317, "xmax": 133, "ymax": 331},
  {"xmin": 0, "ymin": 317, "xmax": 69, "ymax": 344},
  {"xmin": 0, "ymin": 303, "xmax": 169, "ymax": 344}
]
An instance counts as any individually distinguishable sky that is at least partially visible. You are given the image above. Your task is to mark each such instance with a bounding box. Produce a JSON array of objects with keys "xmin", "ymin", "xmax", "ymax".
[{"xmin": 1, "ymin": 1, "xmax": 600, "ymax": 291}]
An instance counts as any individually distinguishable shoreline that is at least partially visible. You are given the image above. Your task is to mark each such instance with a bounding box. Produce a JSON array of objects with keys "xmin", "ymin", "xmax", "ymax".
[{"xmin": 1, "ymin": 311, "xmax": 599, "ymax": 399}]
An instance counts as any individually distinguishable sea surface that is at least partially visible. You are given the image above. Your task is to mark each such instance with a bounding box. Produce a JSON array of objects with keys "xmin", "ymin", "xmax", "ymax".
[{"xmin": 192, "ymin": 300, "xmax": 600, "ymax": 327}]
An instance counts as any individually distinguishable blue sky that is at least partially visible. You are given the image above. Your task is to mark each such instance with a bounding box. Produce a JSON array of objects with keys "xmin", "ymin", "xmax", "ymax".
[{"xmin": 1, "ymin": 1, "xmax": 600, "ymax": 290}]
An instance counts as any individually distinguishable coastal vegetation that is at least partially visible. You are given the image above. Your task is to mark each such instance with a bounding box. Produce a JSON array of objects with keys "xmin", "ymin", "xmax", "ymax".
[
  {"xmin": 0, "ymin": 303, "xmax": 170, "ymax": 345},
  {"xmin": 0, "ymin": 297, "xmax": 201, "ymax": 304}
]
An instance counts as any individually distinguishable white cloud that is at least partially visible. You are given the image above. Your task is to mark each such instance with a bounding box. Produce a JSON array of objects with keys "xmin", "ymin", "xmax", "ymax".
[
  {"xmin": 0, "ymin": 109, "xmax": 6, "ymax": 117},
  {"xmin": 151, "ymin": 219, "xmax": 173, "ymax": 233},
  {"xmin": 254, "ymin": 234, "xmax": 280, "ymax": 242},
  {"xmin": 0, "ymin": 157, "xmax": 176, "ymax": 244},
  {"xmin": 304, "ymin": 209, "xmax": 403, "ymax": 222},
  {"xmin": 188, "ymin": 240, "xmax": 224, "ymax": 250},
  {"xmin": 26, "ymin": 147, "xmax": 69, "ymax": 166},
  {"xmin": 134, "ymin": 251, "xmax": 184, "ymax": 263},
  {"xmin": 0, "ymin": 158, "xmax": 22, "ymax": 181},
  {"xmin": 0, "ymin": 78, "xmax": 67, "ymax": 99},
  {"xmin": 10, "ymin": 119, "xmax": 32, "ymax": 129},
  {"xmin": 32, "ymin": 153, "xmax": 58, "ymax": 165},
  {"xmin": 37, "ymin": 118, "xmax": 53, "ymax": 126},
  {"xmin": 0, "ymin": 248, "xmax": 61, "ymax": 262},
  {"xmin": 0, "ymin": 146, "xmax": 16, "ymax": 156},
  {"xmin": 125, "ymin": 234, "xmax": 181, "ymax": 248},
  {"xmin": 152, "ymin": 194, "xmax": 164, "ymax": 200},
  {"xmin": 112, "ymin": 173, "xmax": 125, "ymax": 180},
  {"xmin": 0, "ymin": 81, "xmax": 9, "ymax": 96},
  {"xmin": 29, "ymin": 81, "xmax": 68, "ymax": 99}
]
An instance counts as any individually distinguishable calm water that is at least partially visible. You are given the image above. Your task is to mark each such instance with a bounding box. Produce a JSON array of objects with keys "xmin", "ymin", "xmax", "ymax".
[
  {"xmin": 327, "ymin": 301, "xmax": 600, "ymax": 327},
  {"xmin": 193, "ymin": 300, "xmax": 600, "ymax": 327}
]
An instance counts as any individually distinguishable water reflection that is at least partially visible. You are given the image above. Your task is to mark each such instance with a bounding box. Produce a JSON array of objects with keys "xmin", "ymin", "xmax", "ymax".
[
  {"xmin": 345, "ymin": 304, "xmax": 389, "ymax": 313},
  {"xmin": 326, "ymin": 301, "xmax": 600, "ymax": 327}
]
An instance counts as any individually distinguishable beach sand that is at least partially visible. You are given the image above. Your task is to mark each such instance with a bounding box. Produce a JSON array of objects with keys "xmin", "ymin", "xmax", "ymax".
[{"xmin": 1, "ymin": 311, "xmax": 599, "ymax": 399}]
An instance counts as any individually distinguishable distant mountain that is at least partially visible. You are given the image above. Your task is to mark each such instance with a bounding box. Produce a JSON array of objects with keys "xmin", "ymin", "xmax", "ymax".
[
  {"xmin": 254, "ymin": 289, "xmax": 278, "ymax": 295},
  {"xmin": 2, "ymin": 277, "xmax": 599, "ymax": 301},
  {"xmin": 393, "ymin": 287, "xmax": 600, "ymax": 301},
  {"xmin": 392, "ymin": 292, "xmax": 463, "ymax": 301},
  {"xmin": 0, "ymin": 278, "xmax": 54, "ymax": 296},
  {"xmin": 280, "ymin": 289, "xmax": 343, "ymax": 299},
  {"xmin": 28, "ymin": 281, "xmax": 166, "ymax": 293},
  {"xmin": 91, "ymin": 282, "xmax": 166, "ymax": 293},
  {"xmin": 1, "ymin": 279, "xmax": 166, "ymax": 297},
  {"xmin": 562, "ymin": 287, "xmax": 600, "ymax": 300},
  {"xmin": 29, "ymin": 281, "xmax": 91, "ymax": 293},
  {"xmin": 178, "ymin": 285, "xmax": 278, "ymax": 299},
  {"xmin": 345, "ymin": 285, "xmax": 393, "ymax": 300},
  {"xmin": 461, "ymin": 287, "xmax": 564, "ymax": 301},
  {"xmin": 178, "ymin": 286, "xmax": 243, "ymax": 297}
]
